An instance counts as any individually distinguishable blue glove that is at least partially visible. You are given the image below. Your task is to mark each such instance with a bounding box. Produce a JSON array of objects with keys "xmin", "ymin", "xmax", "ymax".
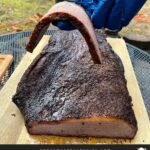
[{"xmin": 53, "ymin": 0, "xmax": 146, "ymax": 31}]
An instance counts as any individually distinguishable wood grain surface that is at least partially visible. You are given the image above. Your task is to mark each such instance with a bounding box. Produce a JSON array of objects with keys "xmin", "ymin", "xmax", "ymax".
[{"xmin": 0, "ymin": 54, "xmax": 13, "ymax": 80}]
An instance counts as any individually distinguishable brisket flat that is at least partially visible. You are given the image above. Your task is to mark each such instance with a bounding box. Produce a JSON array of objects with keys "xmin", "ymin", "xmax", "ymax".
[{"xmin": 13, "ymin": 2, "xmax": 137, "ymax": 139}]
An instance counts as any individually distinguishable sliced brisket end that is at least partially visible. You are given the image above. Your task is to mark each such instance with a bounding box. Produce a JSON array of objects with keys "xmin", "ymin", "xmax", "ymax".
[
  {"xmin": 13, "ymin": 30, "xmax": 137, "ymax": 139},
  {"xmin": 26, "ymin": 2, "xmax": 102, "ymax": 64}
]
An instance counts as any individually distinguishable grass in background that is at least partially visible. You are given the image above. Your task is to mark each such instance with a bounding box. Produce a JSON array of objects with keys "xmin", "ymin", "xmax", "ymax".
[
  {"xmin": 120, "ymin": 0, "xmax": 150, "ymax": 37},
  {"xmin": 0, "ymin": 0, "xmax": 150, "ymax": 37},
  {"xmin": 0, "ymin": 0, "xmax": 55, "ymax": 34}
]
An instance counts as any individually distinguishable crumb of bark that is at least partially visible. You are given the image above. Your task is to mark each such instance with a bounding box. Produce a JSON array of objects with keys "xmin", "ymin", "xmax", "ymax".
[
  {"xmin": 82, "ymin": 122, "xmax": 85, "ymax": 125},
  {"xmin": 11, "ymin": 114, "xmax": 16, "ymax": 117}
]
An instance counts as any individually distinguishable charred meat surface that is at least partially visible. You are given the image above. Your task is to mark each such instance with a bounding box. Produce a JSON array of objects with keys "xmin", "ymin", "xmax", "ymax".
[{"xmin": 13, "ymin": 30, "xmax": 137, "ymax": 138}]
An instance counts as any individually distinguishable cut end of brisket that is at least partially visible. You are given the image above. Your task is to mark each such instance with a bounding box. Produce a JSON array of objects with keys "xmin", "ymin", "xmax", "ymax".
[{"xmin": 28, "ymin": 117, "xmax": 137, "ymax": 139}]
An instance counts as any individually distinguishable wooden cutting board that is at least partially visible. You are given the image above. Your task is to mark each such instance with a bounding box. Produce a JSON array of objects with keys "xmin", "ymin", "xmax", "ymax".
[
  {"xmin": 0, "ymin": 54, "xmax": 13, "ymax": 80},
  {"xmin": 0, "ymin": 35, "xmax": 149, "ymax": 144}
]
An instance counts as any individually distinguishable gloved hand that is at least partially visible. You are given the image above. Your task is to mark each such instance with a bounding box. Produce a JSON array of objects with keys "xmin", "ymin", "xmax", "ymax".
[{"xmin": 53, "ymin": 0, "xmax": 146, "ymax": 31}]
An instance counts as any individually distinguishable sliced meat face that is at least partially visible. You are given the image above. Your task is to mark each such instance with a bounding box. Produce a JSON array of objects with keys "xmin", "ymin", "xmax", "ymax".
[{"xmin": 29, "ymin": 117, "xmax": 136, "ymax": 139}]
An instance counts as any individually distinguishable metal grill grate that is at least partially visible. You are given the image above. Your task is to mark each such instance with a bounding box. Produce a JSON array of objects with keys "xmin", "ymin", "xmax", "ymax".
[
  {"xmin": 127, "ymin": 43, "xmax": 150, "ymax": 117},
  {"xmin": 0, "ymin": 30, "xmax": 56, "ymax": 87},
  {"xmin": 0, "ymin": 30, "xmax": 150, "ymax": 118}
]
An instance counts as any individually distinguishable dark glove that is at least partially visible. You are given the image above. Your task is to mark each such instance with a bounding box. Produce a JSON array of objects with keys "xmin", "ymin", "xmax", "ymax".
[{"xmin": 53, "ymin": 0, "xmax": 146, "ymax": 31}]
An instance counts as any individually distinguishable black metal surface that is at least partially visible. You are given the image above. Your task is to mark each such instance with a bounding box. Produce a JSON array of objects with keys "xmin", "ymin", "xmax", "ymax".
[
  {"xmin": 0, "ymin": 30, "xmax": 149, "ymax": 118},
  {"xmin": 127, "ymin": 43, "xmax": 150, "ymax": 118},
  {"xmin": 124, "ymin": 35, "xmax": 150, "ymax": 51}
]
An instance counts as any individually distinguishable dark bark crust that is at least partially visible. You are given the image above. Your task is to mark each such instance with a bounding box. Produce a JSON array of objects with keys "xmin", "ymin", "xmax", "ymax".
[{"xmin": 13, "ymin": 30, "xmax": 137, "ymax": 131}]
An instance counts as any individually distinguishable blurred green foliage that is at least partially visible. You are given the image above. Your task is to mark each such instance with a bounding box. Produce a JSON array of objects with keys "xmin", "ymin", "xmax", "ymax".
[{"xmin": 0, "ymin": 0, "xmax": 55, "ymax": 34}]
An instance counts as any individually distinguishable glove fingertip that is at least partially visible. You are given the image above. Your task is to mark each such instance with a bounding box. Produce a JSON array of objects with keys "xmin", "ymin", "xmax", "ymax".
[{"xmin": 52, "ymin": 21, "xmax": 75, "ymax": 31}]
